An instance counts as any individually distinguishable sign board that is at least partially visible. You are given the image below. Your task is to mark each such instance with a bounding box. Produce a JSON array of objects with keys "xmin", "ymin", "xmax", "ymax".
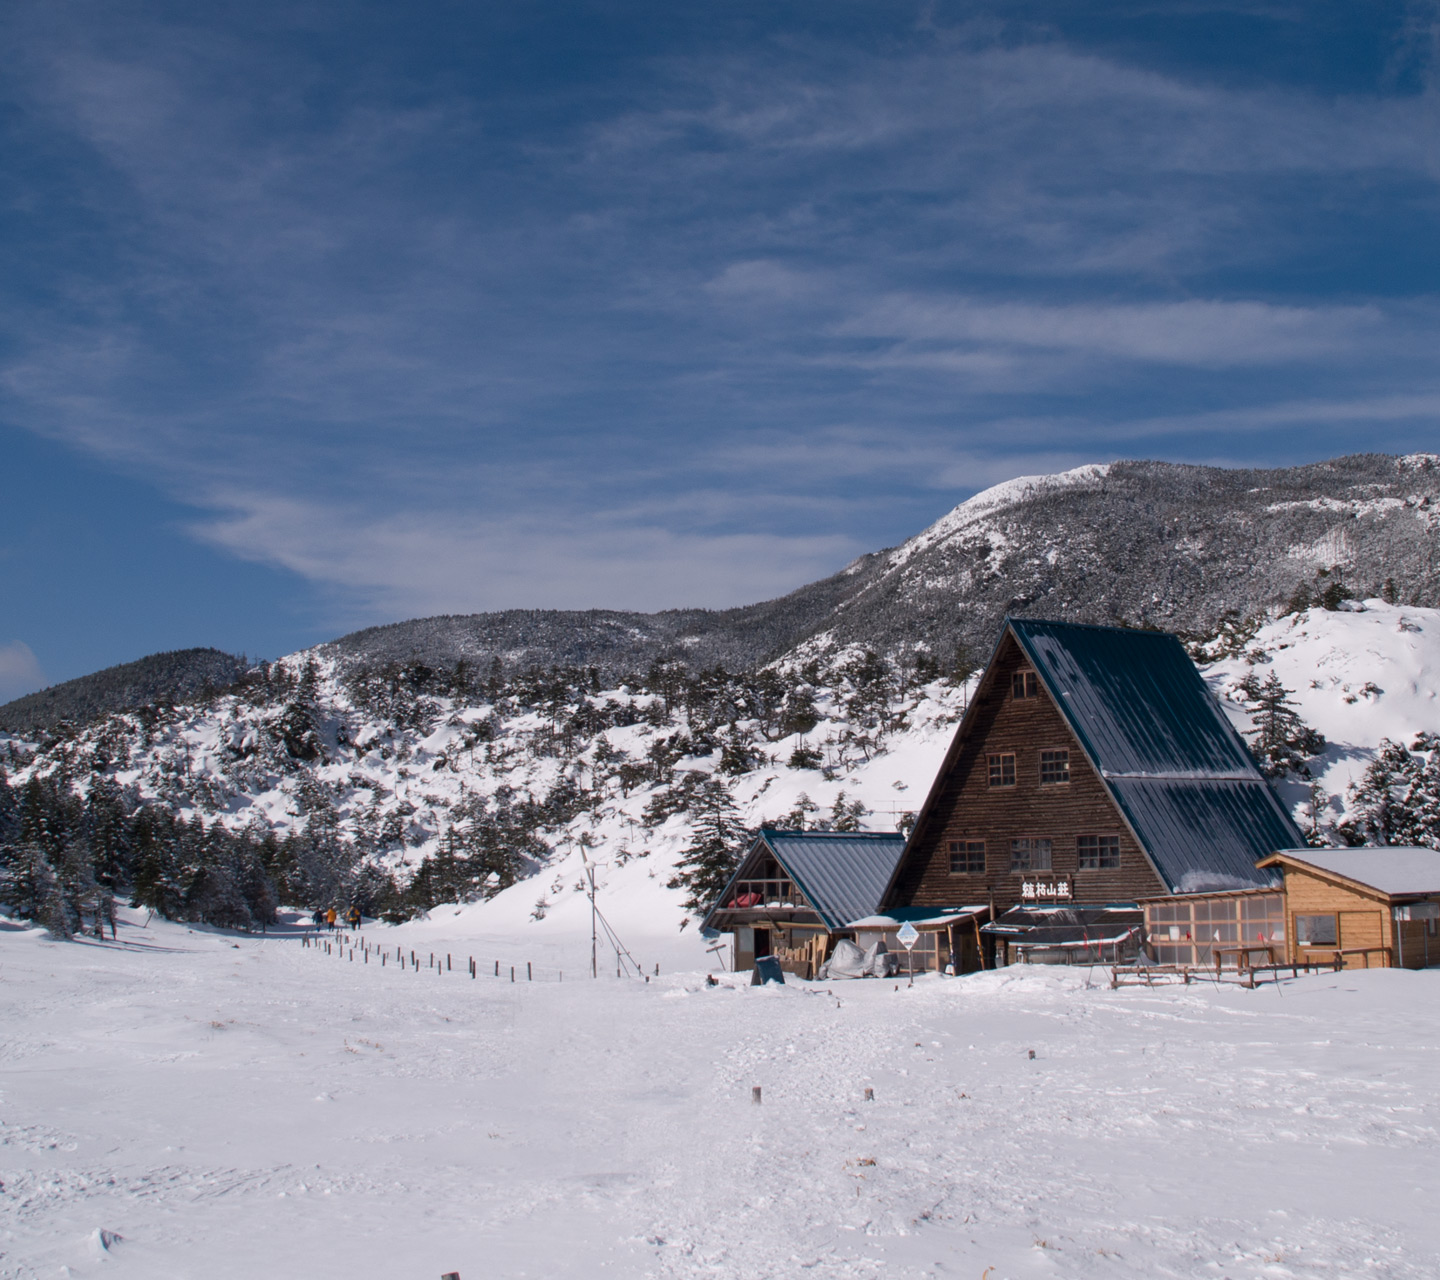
[
  {"xmin": 896, "ymin": 922, "xmax": 920, "ymax": 951},
  {"xmin": 1020, "ymin": 879, "xmax": 1072, "ymax": 902}
]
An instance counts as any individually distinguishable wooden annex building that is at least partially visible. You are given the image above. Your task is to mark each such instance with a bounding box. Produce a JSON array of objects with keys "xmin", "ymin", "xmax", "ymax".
[{"xmin": 1255, "ymin": 847, "xmax": 1440, "ymax": 969}]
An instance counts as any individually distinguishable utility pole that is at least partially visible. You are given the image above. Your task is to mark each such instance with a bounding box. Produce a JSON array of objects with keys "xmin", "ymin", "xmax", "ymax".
[{"xmin": 587, "ymin": 860, "xmax": 598, "ymax": 979}]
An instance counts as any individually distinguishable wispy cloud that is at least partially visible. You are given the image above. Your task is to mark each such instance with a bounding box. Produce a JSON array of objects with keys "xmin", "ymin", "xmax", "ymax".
[
  {"xmin": 3, "ymin": 3, "xmax": 1440, "ymax": 638},
  {"xmin": 0, "ymin": 641, "xmax": 46, "ymax": 702}
]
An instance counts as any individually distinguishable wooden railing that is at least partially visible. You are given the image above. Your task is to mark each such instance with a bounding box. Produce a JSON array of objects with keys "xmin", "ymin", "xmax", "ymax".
[{"xmin": 722, "ymin": 879, "xmax": 804, "ymax": 910}]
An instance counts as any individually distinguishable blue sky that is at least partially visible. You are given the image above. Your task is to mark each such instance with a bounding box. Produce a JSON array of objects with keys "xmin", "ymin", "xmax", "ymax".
[{"xmin": 4, "ymin": 0, "xmax": 1440, "ymax": 698}]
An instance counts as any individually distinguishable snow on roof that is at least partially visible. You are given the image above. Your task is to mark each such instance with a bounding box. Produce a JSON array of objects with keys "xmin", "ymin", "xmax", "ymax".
[
  {"xmin": 846, "ymin": 907, "xmax": 987, "ymax": 929},
  {"xmin": 1266, "ymin": 847, "xmax": 1440, "ymax": 897}
]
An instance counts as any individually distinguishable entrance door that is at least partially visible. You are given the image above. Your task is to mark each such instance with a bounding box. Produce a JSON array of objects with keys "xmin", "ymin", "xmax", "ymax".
[{"xmin": 753, "ymin": 927, "xmax": 771, "ymax": 958}]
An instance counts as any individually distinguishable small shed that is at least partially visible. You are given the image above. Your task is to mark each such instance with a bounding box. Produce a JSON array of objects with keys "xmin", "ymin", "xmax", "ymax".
[
  {"xmin": 845, "ymin": 906, "xmax": 990, "ymax": 975},
  {"xmin": 1255, "ymin": 847, "xmax": 1440, "ymax": 969}
]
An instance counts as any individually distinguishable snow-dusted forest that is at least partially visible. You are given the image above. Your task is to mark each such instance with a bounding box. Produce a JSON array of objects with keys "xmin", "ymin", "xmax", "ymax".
[{"xmin": 3, "ymin": 598, "xmax": 1439, "ymax": 946}]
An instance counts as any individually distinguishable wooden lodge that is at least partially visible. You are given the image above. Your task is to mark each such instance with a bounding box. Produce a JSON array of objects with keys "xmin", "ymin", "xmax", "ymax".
[
  {"xmin": 879, "ymin": 618, "xmax": 1303, "ymax": 965},
  {"xmin": 702, "ymin": 618, "xmax": 1440, "ymax": 980}
]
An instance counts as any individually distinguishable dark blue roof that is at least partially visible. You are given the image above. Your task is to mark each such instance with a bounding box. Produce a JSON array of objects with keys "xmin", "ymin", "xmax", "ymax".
[
  {"xmin": 704, "ymin": 829, "xmax": 907, "ymax": 931},
  {"xmin": 1009, "ymin": 619, "xmax": 1304, "ymax": 891}
]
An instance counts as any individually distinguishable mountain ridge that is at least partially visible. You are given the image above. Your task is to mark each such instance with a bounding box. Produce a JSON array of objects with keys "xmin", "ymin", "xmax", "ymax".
[{"xmin": 5, "ymin": 451, "xmax": 1438, "ymax": 734}]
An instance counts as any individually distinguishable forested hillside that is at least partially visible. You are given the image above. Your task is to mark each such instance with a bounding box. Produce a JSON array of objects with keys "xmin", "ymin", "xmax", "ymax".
[{"xmin": 3, "ymin": 454, "xmax": 1440, "ymax": 943}]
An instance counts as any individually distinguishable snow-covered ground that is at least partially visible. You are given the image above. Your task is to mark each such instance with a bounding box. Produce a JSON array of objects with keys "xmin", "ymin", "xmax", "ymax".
[{"xmin": 4, "ymin": 907, "xmax": 1439, "ymax": 1280}]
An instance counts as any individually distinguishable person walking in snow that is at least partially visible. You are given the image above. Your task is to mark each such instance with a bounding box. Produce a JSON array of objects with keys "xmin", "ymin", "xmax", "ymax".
[
  {"xmin": 312, "ymin": 908, "xmax": 326, "ymax": 933},
  {"xmin": 347, "ymin": 906, "xmax": 361, "ymax": 931},
  {"xmin": 326, "ymin": 907, "xmax": 337, "ymax": 931}
]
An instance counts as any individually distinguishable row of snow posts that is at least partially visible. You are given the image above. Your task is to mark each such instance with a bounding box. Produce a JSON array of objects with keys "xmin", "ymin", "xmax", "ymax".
[{"xmin": 300, "ymin": 931, "xmax": 554, "ymax": 982}]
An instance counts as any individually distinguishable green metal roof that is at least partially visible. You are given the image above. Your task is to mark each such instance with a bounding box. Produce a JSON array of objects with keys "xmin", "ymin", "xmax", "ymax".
[
  {"xmin": 702, "ymin": 829, "xmax": 907, "ymax": 932},
  {"xmin": 1009, "ymin": 619, "xmax": 1303, "ymax": 891}
]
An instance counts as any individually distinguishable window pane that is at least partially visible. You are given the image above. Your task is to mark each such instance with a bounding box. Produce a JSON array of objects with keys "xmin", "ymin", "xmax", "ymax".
[
  {"xmin": 1012, "ymin": 671, "xmax": 1038, "ymax": 698},
  {"xmin": 1040, "ymin": 750, "xmax": 1070, "ymax": 784},
  {"xmin": 1296, "ymin": 914, "xmax": 1337, "ymax": 946},
  {"xmin": 988, "ymin": 754, "xmax": 1016, "ymax": 787},
  {"xmin": 948, "ymin": 840, "xmax": 985, "ymax": 874},
  {"xmin": 1077, "ymin": 834, "xmax": 1121, "ymax": 869}
]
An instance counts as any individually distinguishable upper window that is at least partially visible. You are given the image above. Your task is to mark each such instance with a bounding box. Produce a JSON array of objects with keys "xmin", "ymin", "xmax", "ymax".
[
  {"xmin": 948, "ymin": 840, "xmax": 985, "ymax": 874},
  {"xmin": 988, "ymin": 753, "xmax": 1016, "ymax": 787},
  {"xmin": 1012, "ymin": 670, "xmax": 1039, "ymax": 699},
  {"xmin": 1009, "ymin": 837, "xmax": 1053, "ymax": 872},
  {"xmin": 1077, "ymin": 834, "xmax": 1121, "ymax": 869},
  {"xmin": 1039, "ymin": 749, "xmax": 1070, "ymax": 785},
  {"xmin": 1295, "ymin": 914, "xmax": 1338, "ymax": 947}
]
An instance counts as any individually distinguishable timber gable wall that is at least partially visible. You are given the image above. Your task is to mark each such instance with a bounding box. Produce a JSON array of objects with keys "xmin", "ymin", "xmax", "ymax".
[{"xmin": 893, "ymin": 632, "xmax": 1167, "ymax": 909}]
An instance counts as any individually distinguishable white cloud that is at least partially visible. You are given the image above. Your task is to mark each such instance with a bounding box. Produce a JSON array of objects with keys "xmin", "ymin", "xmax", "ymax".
[
  {"xmin": 188, "ymin": 491, "xmax": 862, "ymax": 622},
  {"xmin": 0, "ymin": 641, "xmax": 46, "ymax": 703},
  {"xmin": 834, "ymin": 296, "xmax": 1379, "ymax": 368}
]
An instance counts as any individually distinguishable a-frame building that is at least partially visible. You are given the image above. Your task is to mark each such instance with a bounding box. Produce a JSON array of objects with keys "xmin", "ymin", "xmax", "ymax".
[{"xmin": 882, "ymin": 618, "xmax": 1304, "ymax": 947}]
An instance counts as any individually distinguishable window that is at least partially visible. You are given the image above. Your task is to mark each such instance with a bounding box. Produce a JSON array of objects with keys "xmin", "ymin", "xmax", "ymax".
[
  {"xmin": 1039, "ymin": 749, "xmax": 1070, "ymax": 785},
  {"xmin": 1009, "ymin": 837, "xmax": 1053, "ymax": 872},
  {"xmin": 988, "ymin": 753, "xmax": 1016, "ymax": 787},
  {"xmin": 1012, "ymin": 670, "xmax": 1038, "ymax": 699},
  {"xmin": 1295, "ymin": 914, "xmax": 1338, "ymax": 947},
  {"xmin": 1077, "ymin": 834, "xmax": 1121, "ymax": 869},
  {"xmin": 948, "ymin": 840, "xmax": 985, "ymax": 874}
]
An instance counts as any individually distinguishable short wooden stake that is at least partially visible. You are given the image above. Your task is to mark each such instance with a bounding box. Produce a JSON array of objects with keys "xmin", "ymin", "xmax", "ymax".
[
  {"xmin": 527, "ymin": 962, "xmax": 532, "ymax": 981},
  {"xmin": 752, "ymin": 1086, "xmax": 762, "ymax": 1105},
  {"xmin": 510, "ymin": 966, "xmax": 515, "ymax": 983},
  {"xmin": 863, "ymin": 1087, "xmax": 874, "ymax": 1102},
  {"xmin": 442, "ymin": 1272, "xmax": 461, "ymax": 1280},
  {"xmin": 495, "ymin": 960, "xmax": 499, "ymax": 977}
]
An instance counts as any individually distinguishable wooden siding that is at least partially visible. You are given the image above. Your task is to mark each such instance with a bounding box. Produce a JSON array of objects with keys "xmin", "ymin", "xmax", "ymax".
[
  {"xmin": 894, "ymin": 632, "xmax": 1167, "ymax": 910},
  {"xmin": 1282, "ymin": 868, "xmax": 1390, "ymax": 968}
]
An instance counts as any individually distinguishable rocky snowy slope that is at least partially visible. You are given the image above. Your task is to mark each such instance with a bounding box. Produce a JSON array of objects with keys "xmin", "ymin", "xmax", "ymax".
[{"xmin": 297, "ymin": 451, "xmax": 1440, "ymax": 686}]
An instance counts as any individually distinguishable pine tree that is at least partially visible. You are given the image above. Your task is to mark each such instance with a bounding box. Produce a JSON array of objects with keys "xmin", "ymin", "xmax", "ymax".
[
  {"xmin": 667, "ymin": 776, "xmax": 748, "ymax": 915},
  {"xmin": 1395, "ymin": 732, "xmax": 1440, "ymax": 849},
  {"xmin": 828, "ymin": 791, "xmax": 868, "ymax": 832},
  {"xmin": 1237, "ymin": 671, "xmax": 1326, "ymax": 778},
  {"xmin": 1341, "ymin": 738, "xmax": 1416, "ymax": 845},
  {"xmin": 0, "ymin": 842, "xmax": 70, "ymax": 937}
]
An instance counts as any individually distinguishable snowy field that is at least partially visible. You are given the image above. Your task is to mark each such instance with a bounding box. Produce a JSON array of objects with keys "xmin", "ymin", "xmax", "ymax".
[{"xmin": 4, "ymin": 911, "xmax": 1439, "ymax": 1280}]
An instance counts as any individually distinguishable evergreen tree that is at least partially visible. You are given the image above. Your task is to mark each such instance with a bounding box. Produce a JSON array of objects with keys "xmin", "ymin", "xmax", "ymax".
[
  {"xmin": 1395, "ymin": 732, "xmax": 1440, "ymax": 848},
  {"xmin": 667, "ymin": 776, "xmax": 748, "ymax": 915},
  {"xmin": 1341, "ymin": 738, "xmax": 1417, "ymax": 845},
  {"xmin": 828, "ymin": 791, "xmax": 868, "ymax": 832},
  {"xmin": 1237, "ymin": 671, "xmax": 1326, "ymax": 778},
  {"xmin": 0, "ymin": 842, "xmax": 70, "ymax": 937},
  {"xmin": 129, "ymin": 807, "xmax": 184, "ymax": 917}
]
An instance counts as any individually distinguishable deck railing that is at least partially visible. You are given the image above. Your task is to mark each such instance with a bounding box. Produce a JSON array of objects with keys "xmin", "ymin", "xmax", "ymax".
[{"xmin": 722, "ymin": 879, "xmax": 804, "ymax": 910}]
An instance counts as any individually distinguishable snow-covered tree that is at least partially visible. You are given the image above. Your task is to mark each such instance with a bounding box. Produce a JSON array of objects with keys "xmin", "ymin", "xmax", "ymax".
[
  {"xmin": 1237, "ymin": 671, "xmax": 1326, "ymax": 778},
  {"xmin": 667, "ymin": 775, "xmax": 748, "ymax": 915}
]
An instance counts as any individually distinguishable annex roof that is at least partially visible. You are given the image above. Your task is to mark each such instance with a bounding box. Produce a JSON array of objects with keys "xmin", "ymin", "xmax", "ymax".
[
  {"xmin": 703, "ymin": 829, "xmax": 908, "ymax": 933},
  {"xmin": 1009, "ymin": 619, "xmax": 1303, "ymax": 892},
  {"xmin": 1258, "ymin": 847, "xmax": 1440, "ymax": 898},
  {"xmin": 762, "ymin": 831, "xmax": 908, "ymax": 931}
]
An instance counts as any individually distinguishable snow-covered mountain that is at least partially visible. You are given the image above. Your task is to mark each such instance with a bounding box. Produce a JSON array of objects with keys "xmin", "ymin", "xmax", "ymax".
[{"xmin": 290, "ymin": 451, "xmax": 1440, "ymax": 690}]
